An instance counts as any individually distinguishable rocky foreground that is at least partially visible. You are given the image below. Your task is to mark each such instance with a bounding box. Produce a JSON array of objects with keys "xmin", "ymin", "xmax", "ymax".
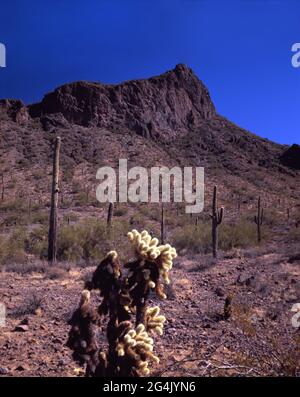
[{"xmin": 0, "ymin": 233, "xmax": 299, "ymax": 377}]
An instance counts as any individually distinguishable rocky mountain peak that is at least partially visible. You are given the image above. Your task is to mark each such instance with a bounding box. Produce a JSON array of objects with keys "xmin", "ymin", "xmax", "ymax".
[{"xmin": 26, "ymin": 64, "xmax": 215, "ymax": 140}]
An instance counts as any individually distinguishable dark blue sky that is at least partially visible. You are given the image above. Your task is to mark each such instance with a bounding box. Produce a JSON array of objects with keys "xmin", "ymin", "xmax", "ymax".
[{"xmin": 0, "ymin": 0, "xmax": 299, "ymax": 144}]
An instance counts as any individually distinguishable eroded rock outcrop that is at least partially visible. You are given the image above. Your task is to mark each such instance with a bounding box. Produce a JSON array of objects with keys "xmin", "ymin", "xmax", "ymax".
[{"xmin": 28, "ymin": 64, "xmax": 215, "ymax": 140}]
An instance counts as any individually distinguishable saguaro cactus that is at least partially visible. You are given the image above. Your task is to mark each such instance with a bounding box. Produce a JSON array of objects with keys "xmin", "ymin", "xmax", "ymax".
[
  {"xmin": 254, "ymin": 196, "xmax": 264, "ymax": 243},
  {"xmin": 28, "ymin": 197, "xmax": 32, "ymax": 221},
  {"xmin": 160, "ymin": 202, "xmax": 165, "ymax": 244},
  {"xmin": 48, "ymin": 136, "xmax": 61, "ymax": 264},
  {"xmin": 107, "ymin": 202, "xmax": 114, "ymax": 229},
  {"xmin": 211, "ymin": 185, "xmax": 224, "ymax": 258},
  {"xmin": 1, "ymin": 174, "xmax": 4, "ymax": 201}
]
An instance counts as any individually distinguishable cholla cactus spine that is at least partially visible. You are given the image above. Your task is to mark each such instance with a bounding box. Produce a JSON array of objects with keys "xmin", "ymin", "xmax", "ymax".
[{"xmin": 211, "ymin": 185, "xmax": 224, "ymax": 258}]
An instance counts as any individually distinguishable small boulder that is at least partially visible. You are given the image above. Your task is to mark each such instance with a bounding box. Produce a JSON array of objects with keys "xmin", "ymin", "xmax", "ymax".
[{"xmin": 14, "ymin": 324, "xmax": 29, "ymax": 332}]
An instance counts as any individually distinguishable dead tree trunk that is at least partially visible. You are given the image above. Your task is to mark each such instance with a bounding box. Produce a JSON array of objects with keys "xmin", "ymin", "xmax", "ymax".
[{"xmin": 48, "ymin": 136, "xmax": 61, "ymax": 264}]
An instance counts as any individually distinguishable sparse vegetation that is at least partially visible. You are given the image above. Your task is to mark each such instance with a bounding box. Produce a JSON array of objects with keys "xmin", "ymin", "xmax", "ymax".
[{"xmin": 172, "ymin": 218, "xmax": 261, "ymax": 254}]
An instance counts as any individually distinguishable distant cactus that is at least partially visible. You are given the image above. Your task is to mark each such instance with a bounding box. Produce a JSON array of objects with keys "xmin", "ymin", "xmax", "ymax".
[
  {"xmin": 254, "ymin": 196, "xmax": 264, "ymax": 243},
  {"xmin": 67, "ymin": 229, "xmax": 177, "ymax": 377},
  {"xmin": 211, "ymin": 185, "xmax": 224, "ymax": 258},
  {"xmin": 28, "ymin": 197, "xmax": 32, "ymax": 221},
  {"xmin": 160, "ymin": 203, "xmax": 165, "ymax": 244},
  {"xmin": 107, "ymin": 202, "xmax": 114, "ymax": 229},
  {"xmin": 1, "ymin": 174, "xmax": 4, "ymax": 201},
  {"xmin": 48, "ymin": 136, "xmax": 61, "ymax": 264},
  {"xmin": 224, "ymin": 293, "xmax": 233, "ymax": 320}
]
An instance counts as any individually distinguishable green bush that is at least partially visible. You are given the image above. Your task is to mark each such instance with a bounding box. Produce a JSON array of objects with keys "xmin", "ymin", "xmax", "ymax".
[
  {"xmin": 172, "ymin": 223, "xmax": 211, "ymax": 254},
  {"xmin": 172, "ymin": 219, "xmax": 263, "ymax": 254},
  {"xmin": 218, "ymin": 220, "xmax": 259, "ymax": 251},
  {"xmin": 0, "ymin": 227, "xmax": 27, "ymax": 266},
  {"xmin": 56, "ymin": 219, "xmax": 131, "ymax": 263},
  {"xmin": 31, "ymin": 211, "xmax": 49, "ymax": 224},
  {"xmin": 26, "ymin": 226, "xmax": 48, "ymax": 258}
]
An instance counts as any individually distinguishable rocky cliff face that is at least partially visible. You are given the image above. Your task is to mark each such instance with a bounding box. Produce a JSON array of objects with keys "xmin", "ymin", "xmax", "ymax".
[
  {"xmin": 280, "ymin": 144, "xmax": 300, "ymax": 170},
  {"xmin": 27, "ymin": 64, "xmax": 215, "ymax": 140},
  {"xmin": 0, "ymin": 99, "xmax": 29, "ymax": 123},
  {"xmin": 0, "ymin": 64, "xmax": 298, "ymax": 181}
]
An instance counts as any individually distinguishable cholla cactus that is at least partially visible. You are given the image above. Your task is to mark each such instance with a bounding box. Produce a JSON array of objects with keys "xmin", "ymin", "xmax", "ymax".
[
  {"xmin": 126, "ymin": 229, "xmax": 176, "ymax": 324},
  {"xmin": 66, "ymin": 290, "xmax": 99, "ymax": 376},
  {"xmin": 67, "ymin": 229, "xmax": 176, "ymax": 377}
]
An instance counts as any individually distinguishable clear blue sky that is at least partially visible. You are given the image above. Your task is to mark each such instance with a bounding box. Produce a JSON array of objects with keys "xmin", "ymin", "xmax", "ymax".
[{"xmin": 0, "ymin": 0, "xmax": 299, "ymax": 144}]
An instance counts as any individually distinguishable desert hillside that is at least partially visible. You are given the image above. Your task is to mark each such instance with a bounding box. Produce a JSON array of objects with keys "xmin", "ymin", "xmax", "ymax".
[{"xmin": 0, "ymin": 65, "xmax": 299, "ymax": 377}]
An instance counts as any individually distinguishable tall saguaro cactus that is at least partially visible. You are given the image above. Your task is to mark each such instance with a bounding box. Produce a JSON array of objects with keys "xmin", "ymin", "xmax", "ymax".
[
  {"xmin": 211, "ymin": 185, "xmax": 224, "ymax": 258},
  {"xmin": 48, "ymin": 136, "xmax": 61, "ymax": 264},
  {"xmin": 161, "ymin": 202, "xmax": 165, "ymax": 244},
  {"xmin": 254, "ymin": 196, "xmax": 263, "ymax": 243}
]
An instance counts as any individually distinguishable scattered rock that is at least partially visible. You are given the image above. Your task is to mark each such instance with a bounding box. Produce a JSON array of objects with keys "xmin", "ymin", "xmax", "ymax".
[
  {"xmin": 0, "ymin": 367, "xmax": 9, "ymax": 375},
  {"xmin": 215, "ymin": 287, "xmax": 225, "ymax": 297},
  {"xmin": 14, "ymin": 365, "xmax": 28, "ymax": 371},
  {"xmin": 236, "ymin": 273, "xmax": 253, "ymax": 286},
  {"xmin": 14, "ymin": 324, "xmax": 29, "ymax": 332}
]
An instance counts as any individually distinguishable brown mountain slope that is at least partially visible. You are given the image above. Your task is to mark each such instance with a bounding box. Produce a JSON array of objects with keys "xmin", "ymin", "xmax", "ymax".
[{"xmin": 0, "ymin": 64, "xmax": 299, "ymax": 208}]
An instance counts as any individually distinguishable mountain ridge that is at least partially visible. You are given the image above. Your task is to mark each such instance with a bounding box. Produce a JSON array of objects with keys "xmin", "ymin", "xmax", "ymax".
[{"xmin": 0, "ymin": 64, "xmax": 299, "ymax": 207}]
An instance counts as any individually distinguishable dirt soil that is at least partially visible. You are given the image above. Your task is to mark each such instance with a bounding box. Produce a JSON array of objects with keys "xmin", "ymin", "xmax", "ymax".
[{"xmin": 1, "ymin": 233, "xmax": 299, "ymax": 377}]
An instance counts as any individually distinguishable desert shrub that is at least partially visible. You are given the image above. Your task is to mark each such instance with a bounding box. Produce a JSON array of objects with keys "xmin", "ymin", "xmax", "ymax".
[
  {"xmin": 74, "ymin": 191, "xmax": 89, "ymax": 206},
  {"xmin": 3, "ymin": 213, "xmax": 27, "ymax": 226},
  {"xmin": 0, "ymin": 236, "xmax": 9, "ymax": 267},
  {"xmin": 129, "ymin": 212, "xmax": 146, "ymax": 228},
  {"xmin": 0, "ymin": 197, "xmax": 26, "ymax": 212},
  {"xmin": 0, "ymin": 227, "xmax": 28, "ymax": 265},
  {"xmin": 114, "ymin": 205, "xmax": 128, "ymax": 217},
  {"xmin": 172, "ymin": 223, "xmax": 211, "ymax": 254},
  {"xmin": 172, "ymin": 219, "xmax": 261, "ymax": 254},
  {"xmin": 56, "ymin": 219, "xmax": 130, "ymax": 263},
  {"xmin": 32, "ymin": 169, "xmax": 44, "ymax": 180},
  {"xmin": 261, "ymin": 208, "xmax": 280, "ymax": 227},
  {"xmin": 218, "ymin": 220, "xmax": 259, "ymax": 251},
  {"xmin": 139, "ymin": 204, "xmax": 160, "ymax": 222},
  {"xmin": 26, "ymin": 226, "xmax": 48, "ymax": 258},
  {"xmin": 31, "ymin": 211, "xmax": 48, "ymax": 224},
  {"xmin": 11, "ymin": 292, "xmax": 44, "ymax": 317},
  {"xmin": 62, "ymin": 213, "xmax": 79, "ymax": 224},
  {"xmin": 71, "ymin": 180, "xmax": 81, "ymax": 194},
  {"xmin": 62, "ymin": 168, "xmax": 74, "ymax": 184},
  {"xmin": 4, "ymin": 261, "xmax": 47, "ymax": 274},
  {"xmin": 289, "ymin": 226, "xmax": 300, "ymax": 242},
  {"xmin": 45, "ymin": 266, "xmax": 67, "ymax": 280}
]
